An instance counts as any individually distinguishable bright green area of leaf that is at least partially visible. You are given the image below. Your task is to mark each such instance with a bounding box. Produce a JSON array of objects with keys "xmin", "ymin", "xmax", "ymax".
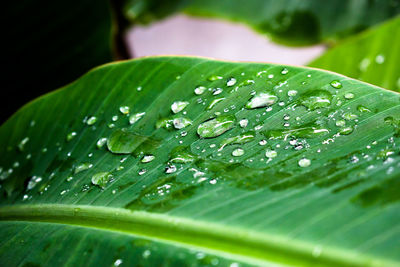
[
  {"xmin": 309, "ymin": 16, "xmax": 400, "ymax": 92},
  {"xmin": 1, "ymin": 56, "xmax": 400, "ymax": 266},
  {"xmin": 1, "ymin": 0, "xmax": 113, "ymax": 123},
  {"xmin": 123, "ymin": 0, "xmax": 400, "ymax": 46}
]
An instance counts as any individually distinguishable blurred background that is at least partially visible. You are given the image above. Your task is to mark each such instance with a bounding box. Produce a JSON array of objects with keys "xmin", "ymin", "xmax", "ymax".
[{"xmin": 127, "ymin": 15, "xmax": 326, "ymax": 65}]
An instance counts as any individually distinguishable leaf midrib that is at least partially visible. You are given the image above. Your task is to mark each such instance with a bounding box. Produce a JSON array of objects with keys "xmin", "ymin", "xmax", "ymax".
[{"xmin": 0, "ymin": 204, "xmax": 394, "ymax": 267}]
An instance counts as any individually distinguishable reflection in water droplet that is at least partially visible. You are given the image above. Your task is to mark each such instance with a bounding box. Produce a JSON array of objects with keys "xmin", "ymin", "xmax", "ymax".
[
  {"xmin": 232, "ymin": 148, "xmax": 244, "ymax": 157},
  {"xmin": 197, "ymin": 115, "xmax": 236, "ymax": 138},
  {"xmin": 171, "ymin": 101, "xmax": 189, "ymax": 114},
  {"xmin": 245, "ymin": 92, "xmax": 278, "ymax": 109},
  {"xmin": 298, "ymin": 158, "xmax": 311, "ymax": 167},
  {"xmin": 91, "ymin": 172, "xmax": 113, "ymax": 188},
  {"xmin": 129, "ymin": 112, "xmax": 146, "ymax": 125}
]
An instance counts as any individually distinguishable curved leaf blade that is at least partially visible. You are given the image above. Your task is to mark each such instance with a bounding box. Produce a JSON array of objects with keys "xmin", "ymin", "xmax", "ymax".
[{"xmin": 0, "ymin": 56, "xmax": 400, "ymax": 266}]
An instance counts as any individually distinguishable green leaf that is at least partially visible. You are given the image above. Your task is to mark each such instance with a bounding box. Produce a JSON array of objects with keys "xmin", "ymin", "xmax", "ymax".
[
  {"xmin": 1, "ymin": 56, "xmax": 400, "ymax": 266},
  {"xmin": 1, "ymin": 0, "xmax": 113, "ymax": 122},
  {"xmin": 309, "ymin": 16, "xmax": 400, "ymax": 92},
  {"xmin": 124, "ymin": 0, "xmax": 400, "ymax": 46}
]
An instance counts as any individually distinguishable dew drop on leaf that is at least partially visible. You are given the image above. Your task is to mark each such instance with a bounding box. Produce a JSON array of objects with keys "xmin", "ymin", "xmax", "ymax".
[
  {"xmin": 197, "ymin": 115, "xmax": 236, "ymax": 138},
  {"xmin": 66, "ymin": 131, "xmax": 77, "ymax": 141},
  {"xmin": 18, "ymin": 137, "xmax": 29, "ymax": 151},
  {"xmin": 171, "ymin": 101, "xmax": 189, "ymax": 114},
  {"xmin": 119, "ymin": 106, "xmax": 130, "ymax": 115},
  {"xmin": 208, "ymin": 75, "xmax": 223, "ymax": 81},
  {"xmin": 173, "ymin": 117, "xmax": 192, "ymax": 129},
  {"xmin": 91, "ymin": 172, "xmax": 113, "ymax": 188},
  {"xmin": 298, "ymin": 158, "xmax": 311, "ymax": 167},
  {"xmin": 265, "ymin": 149, "xmax": 277, "ymax": 158},
  {"xmin": 330, "ymin": 80, "xmax": 342, "ymax": 89},
  {"xmin": 129, "ymin": 112, "xmax": 146, "ymax": 125},
  {"xmin": 232, "ymin": 148, "xmax": 244, "ymax": 157},
  {"xmin": 86, "ymin": 116, "xmax": 97, "ymax": 125},
  {"xmin": 344, "ymin": 93, "xmax": 355, "ymax": 99},
  {"xmin": 207, "ymin": 98, "xmax": 225, "ymax": 110},
  {"xmin": 340, "ymin": 126, "xmax": 354, "ymax": 135},
  {"xmin": 141, "ymin": 155, "xmax": 155, "ymax": 163},
  {"xmin": 245, "ymin": 92, "xmax": 278, "ymax": 109},
  {"xmin": 194, "ymin": 86, "xmax": 207, "ymax": 95},
  {"xmin": 300, "ymin": 90, "xmax": 332, "ymax": 110},
  {"xmin": 96, "ymin": 137, "xmax": 107, "ymax": 148},
  {"xmin": 74, "ymin": 163, "xmax": 93, "ymax": 174},
  {"xmin": 219, "ymin": 131, "xmax": 255, "ymax": 151},
  {"xmin": 226, "ymin": 77, "xmax": 236, "ymax": 86}
]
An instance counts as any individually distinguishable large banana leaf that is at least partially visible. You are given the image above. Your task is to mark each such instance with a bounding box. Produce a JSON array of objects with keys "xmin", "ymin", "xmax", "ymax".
[
  {"xmin": 1, "ymin": 0, "xmax": 113, "ymax": 123},
  {"xmin": 124, "ymin": 0, "xmax": 400, "ymax": 46},
  {"xmin": 309, "ymin": 16, "xmax": 400, "ymax": 92},
  {"xmin": 1, "ymin": 56, "xmax": 400, "ymax": 266}
]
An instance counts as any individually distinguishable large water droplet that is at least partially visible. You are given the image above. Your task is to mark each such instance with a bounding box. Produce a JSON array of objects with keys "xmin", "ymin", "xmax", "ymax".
[
  {"xmin": 245, "ymin": 91, "xmax": 278, "ymax": 109},
  {"xmin": 171, "ymin": 101, "xmax": 189, "ymax": 114},
  {"xmin": 91, "ymin": 172, "xmax": 113, "ymax": 188},
  {"xmin": 107, "ymin": 129, "xmax": 147, "ymax": 154},
  {"xmin": 219, "ymin": 131, "xmax": 255, "ymax": 151},
  {"xmin": 330, "ymin": 80, "xmax": 342, "ymax": 89},
  {"xmin": 197, "ymin": 115, "xmax": 236, "ymax": 138},
  {"xmin": 300, "ymin": 90, "xmax": 332, "ymax": 110}
]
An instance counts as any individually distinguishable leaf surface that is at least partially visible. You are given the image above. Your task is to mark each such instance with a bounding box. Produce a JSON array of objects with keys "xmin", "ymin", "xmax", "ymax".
[
  {"xmin": 310, "ymin": 16, "xmax": 400, "ymax": 92},
  {"xmin": 1, "ymin": 56, "xmax": 400, "ymax": 266}
]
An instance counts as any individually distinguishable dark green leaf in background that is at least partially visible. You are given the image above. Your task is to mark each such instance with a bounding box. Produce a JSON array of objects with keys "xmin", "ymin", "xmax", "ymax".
[
  {"xmin": 1, "ymin": 0, "xmax": 113, "ymax": 123},
  {"xmin": 310, "ymin": 16, "xmax": 400, "ymax": 92},
  {"xmin": 1, "ymin": 57, "xmax": 399, "ymax": 266},
  {"xmin": 123, "ymin": 0, "xmax": 400, "ymax": 46}
]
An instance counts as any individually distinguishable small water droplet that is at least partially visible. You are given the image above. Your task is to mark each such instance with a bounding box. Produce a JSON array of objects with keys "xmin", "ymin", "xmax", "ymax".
[
  {"xmin": 265, "ymin": 149, "xmax": 277, "ymax": 158},
  {"xmin": 213, "ymin": 88, "xmax": 223, "ymax": 95},
  {"xmin": 239, "ymin": 119, "xmax": 248, "ymax": 128},
  {"xmin": 129, "ymin": 112, "xmax": 145, "ymax": 125},
  {"xmin": 359, "ymin": 58, "xmax": 370, "ymax": 71},
  {"xmin": 330, "ymin": 80, "xmax": 342, "ymax": 89},
  {"xmin": 219, "ymin": 131, "xmax": 255, "ymax": 151},
  {"xmin": 141, "ymin": 155, "xmax": 155, "ymax": 163},
  {"xmin": 194, "ymin": 86, "xmax": 207, "ymax": 95},
  {"xmin": 344, "ymin": 93, "xmax": 354, "ymax": 99},
  {"xmin": 165, "ymin": 164, "xmax": 177, "ymax": 174},
  {"xmin": 119, "ymin": 106, "xmax": 130, "ymax": 115},
  {"xmin": 288, "ymin": 90, "xmax": 297, "ymax": 97},
  {"xmin": 86, "ymin": 116, "xmax": 97, "ymax": 125},
  {"xmin": 112, "ymin": 115, "xmax": 118, "ymax": 121},
  {"xmin": 340, "ymin": 126, "xmax": 354, "ymax": 135},
  {"xmin": 114, "ymin": 259, "xmax": 123, "ymax": 266},
  {"xmin": 207, "ymin": 98, "xmax": 225, "ymax": 110},
  {"xmin": 300, "ymin": 90, "xmax": 332, "ymax": 110},
  {"xmin": 138, "ymin": 169, "xmax": 147, "ymax": 175},
  {"xmin": 226, "ymin": 77, "xmax": 237, "ymax": 86},
  {"xmin": 18, "ymin": 137, "xmax": 29, "ymax": 151},
  {"xmin": 232, "ymin": 148, "xmax": 244, "ymax": 157},
  {"xmin": 27, "ymin": 176, "xmax": 42, "ymax": 190},
  {"xmin": 74, "ymin": 163, "xmax": 93, "ymax": 174},
  {"xmin": 375, "ymin": 54, "xmax": 385, "ymax": 64},
  {"xmin": 173, "ymin": 117, "xmax": 192, "ymax": 129},
  {"xmin": 281, "ymin": 68, "xmax": 289, "ymax": 75},
  {"xmin": 66, "ymin": 131, "xmax": 77, "ymax": 141},
  {"xmin": 91, "ymin": 172, "xmax": 113, "ymax": 188},
  {"xmin": 335, "ymin": 120, "xmax": 346, "ymax": 127},
  {"xmin": 171, "ymin": 101, "xmax": 189, "ymax": 113},
  {"xmin": 298, "ymin": 158, "xmax": 311, "ymax": 167},
  {"xmin": 97, "ymin": 137, "xmax": 107, "ymax": 148},
  {"xmin": 208, "ymin": 75, "xmax": 223, "ymax": 81}
]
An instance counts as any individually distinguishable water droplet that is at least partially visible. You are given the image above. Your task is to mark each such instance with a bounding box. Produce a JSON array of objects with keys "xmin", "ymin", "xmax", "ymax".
[
  {"xmin": 232, "ymin": 148, "xmax": 244, "ymax": 157},
  {"xmin": 97, "ymin": 137, "xmax": 107, "ymax": 148},
  {"xmin": 165, "ymin": 164, "xmax": 177, "ymax": 174},
  {"xmin": 142, "ymin": 250, "xmax": 151, "ymax": 258},
  {"xmin": 169, "ymin": 146, "xmax": 196, "ymax": 163},
  {"xmin": 357, "ymin": 105, "xmax": 371, "ymax": 113},
  {"xmin": 141, "ymin": 155, "xmax": 155, "ymax": 163},
  {"xmin": 245, "ymin": 91, "xmax": 278, "ymax": 109},
  {"xmin": 107, "ymin": 129, "xmax": 147, "ymax": 154},
  {"xmin": 213, "ymin": 88, "xmax": 223, "ymax": 95},
  {"xmin": 226, "ymin": 77, "xmax": 236, "ymax": 86},
  {"xmin": 18, "ymin": 137, "xmax": 29, "ymax": 151},
  {"xmin": 343, "ymin": 113, "xmax": 358, "ymax": 121},
  {"xmin": 375, "ymin": 54, "xmax": 385, "ymax": 64},
  {"xmin": 208, "ymin": 75, "xmax": 223, "ymax": 81},
  {"xmin": 281, "ymin": 68, "xmax": 289, "ymax": 75},
  {"xmin": 66, "ymin": 176, "xmax": 73, "ymax": 182},
  {"xmin": 86, "ymin": 116, "xmax": 97, "ymax": 125},
  {"xmin": 197, "ymin": 115, "xmax": 236, "ymax": 138},
  {"xmin": 194, "ymin": 86, "xmax": 207, "ymax": 95},
  {"xmin": 330, "ymin": 80, "xmax": 342, "ymax": 89},
  {"xmin": 298, "ymin": 158, "xmax": 311, "ymax": 167},
  {"xmin": 129, "ymin": 112, "xmax": 145, "ymax": 125},
  {"xmin": 114, "ymin": 259, "xmax": 123, "ymax": 266},
  {"xmin": 219, "ymin": 131, "xmax": 255, "ymax": 151},
  {"xmin": 207, "ymin": 98, "xmax": 225, "ymax": 110},
  {"xmin": 171, "ymin": 101, "xmax": 189, "ymax": 113},
  {"xmin": 339, "ymin": 126, "xmax": 354, "ymax": 135},
  {"xmin": 173, "ymin": 117, "xmax": 192, "ymax": 129},
  {"xmin": 335, "ymin": 120, "xmax": 346, "ymax": 127},
  {"xmin": 344, "ymin": 93, "xmax": 354, "ymax": 99},
  {"xmin": 359, "ymin": 58, "xmax": 370, "ymax": 71},
  {"xmin": 74, "ymin": 163, "xmax": 93, "ymax": 174},
  {"xmin": 138, "ymin": 169, "xmax": 147, "ymax": 175},
  {"xmin": 91, "ymin": 172, "xmax": 113, "ymax": 188},
  {"xmin": 288, "ymin": 90, "xmax": 297, "ymax": 97},
  {"xmin": 137, "ymin": 86, "xmax": 142, "ymax": 91},
  {"xmin": 112, "ymin": 115, "xmax": 118, "ymax": 121},
  {"xmin": 119, "ymin": 106, "xmax": 130, "ymax": 115},
  {"xmin": 265, "ymin": 149, "xmax": 277, "ymax": 158},
  {"xmin": 239, "ymin": 119, "xmax": 248, "ymax": 128},
  {"xmin": 300, "ymin": 90, "xmax": 332, "ymax": 110},
  {"xmin": 259, "ymin": 140, "xmax": 267, "ymax": 146},
  {"xmin": 66, "ymin": 131, "xmax": 77, "ymax": 141},
  {"xmin": 27, "ymin": 176, "xmax": 42, "ymax": 190}
]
